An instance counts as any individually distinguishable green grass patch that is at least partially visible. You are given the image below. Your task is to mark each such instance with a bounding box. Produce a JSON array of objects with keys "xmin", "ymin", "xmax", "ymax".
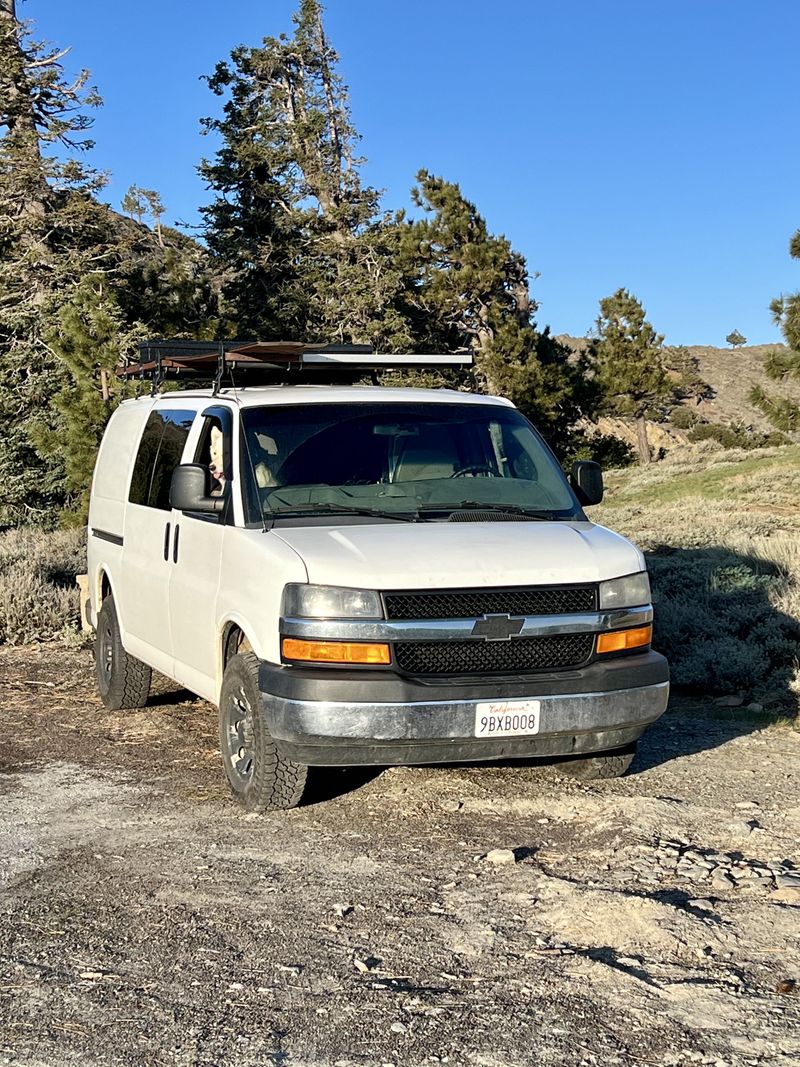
[{"xmin": 602, "ymin": 447, "xmax": 800, "ymax": 508}]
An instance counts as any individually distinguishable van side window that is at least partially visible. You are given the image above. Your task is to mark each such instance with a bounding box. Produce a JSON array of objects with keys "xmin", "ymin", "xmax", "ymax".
[
  {"xmin": 193, "ymin": 415, "xmax": 227, "ymax": 493},
  {"xmin": 128, "ymin": 409, "xmax": 196, "ymax": 509}
]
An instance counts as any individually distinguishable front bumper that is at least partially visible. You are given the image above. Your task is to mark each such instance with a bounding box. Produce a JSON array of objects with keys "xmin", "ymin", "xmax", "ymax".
[{"xmin": 259, "ymin": 651, "xmax": 669, "ymax": 766}]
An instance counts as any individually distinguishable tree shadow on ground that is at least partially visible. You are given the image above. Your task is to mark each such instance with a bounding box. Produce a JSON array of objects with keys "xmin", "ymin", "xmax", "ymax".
[{"xmin": 646, "ymin": 543, "xmax": 798, "ymax": 719}]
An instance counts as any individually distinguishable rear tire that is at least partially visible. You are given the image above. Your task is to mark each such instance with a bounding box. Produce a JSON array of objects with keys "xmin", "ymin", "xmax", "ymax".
[
  {"xmin": 550, "ymin": 744, "xmax": 637, "ymax": 781},
  {"xmin": 95, "ymin": 596, "xmax": 152, "ymax": 710},
  {"xmin": 218, "ymin": 652, "xmax": 307, "ymax": 812}
]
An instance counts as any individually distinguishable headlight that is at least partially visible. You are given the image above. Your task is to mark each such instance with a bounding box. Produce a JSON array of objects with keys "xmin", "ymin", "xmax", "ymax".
[
  {"xmin": 599, "ymin": 572, "xmax": 651, "ymax": 610},
  {"xmin": 282, "ymin": 583, "xmax": 383, "ymax": 619}
]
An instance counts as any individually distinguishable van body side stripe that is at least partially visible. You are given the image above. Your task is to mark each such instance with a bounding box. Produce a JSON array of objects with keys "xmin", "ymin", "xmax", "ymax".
[{"xmin": 91, "ymin": 528, "xmax": 124, "ymax": 547}]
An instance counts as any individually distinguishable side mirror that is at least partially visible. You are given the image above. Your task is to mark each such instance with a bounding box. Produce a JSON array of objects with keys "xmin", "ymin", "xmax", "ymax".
[
  {"xmin": 169, "ymin": 464, "xmax": 225, "ymax": 514},
  {"xmin": 570, "ymin": 460, "xmax": 604, "ymax": 506}
]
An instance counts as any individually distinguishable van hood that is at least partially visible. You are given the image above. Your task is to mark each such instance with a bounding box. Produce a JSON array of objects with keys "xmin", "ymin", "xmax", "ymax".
[{"xmin": 272, "ymin": 520, "xmax": 644, "ymax": 591}]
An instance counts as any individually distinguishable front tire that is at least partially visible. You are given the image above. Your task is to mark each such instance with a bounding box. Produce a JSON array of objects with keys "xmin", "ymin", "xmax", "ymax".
[
  {"xmin": 218, "ymin": 653, "xmax": 307, "ymax": 812},
  {"xmin": 550, "ymin": 744, "xmax": 637, "ymax": 781},
  {"xmin": 95, "ymin": 596, "xmax": 152, "ymax": 710}
]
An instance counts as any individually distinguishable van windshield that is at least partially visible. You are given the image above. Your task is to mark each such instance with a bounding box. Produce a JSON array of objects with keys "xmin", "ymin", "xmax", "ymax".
[{"xmin": 240, "ymin": 402, "xmax": 580, "ymax": 524}]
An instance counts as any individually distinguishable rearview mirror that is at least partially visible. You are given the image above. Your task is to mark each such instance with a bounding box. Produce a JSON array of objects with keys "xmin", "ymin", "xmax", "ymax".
[
  {"xmin": 169, "ymin": 464, "xmax": 225, "ymax": 514},
  {"xmin": 570, "ymin": 460, "xmax": 604, "ymax": 506}
]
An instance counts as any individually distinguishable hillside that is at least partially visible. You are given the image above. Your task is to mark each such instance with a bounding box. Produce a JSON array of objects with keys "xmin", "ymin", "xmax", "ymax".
[
  {"xmin": 687, "ymin": 343, "xmax": 800, "ymax": 430},
  {"xmin": 559, "ymin": 337, "xmax": 800, "ymax": 433}
]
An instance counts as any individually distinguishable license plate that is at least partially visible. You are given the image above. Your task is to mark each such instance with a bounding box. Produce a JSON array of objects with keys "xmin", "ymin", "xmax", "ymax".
[{"xmin": 474, "ymin": 699, "xmax": 541, "ymax": 738}]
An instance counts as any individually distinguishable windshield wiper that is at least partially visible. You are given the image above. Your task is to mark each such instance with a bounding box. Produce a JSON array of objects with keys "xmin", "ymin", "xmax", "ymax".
[
  {"xmin": 418, "ymin": 502, "xmax": 559, "ymax": 520},
  {"xmin": 267, "ymin": 502, "xmax": 420, "ymax": 521}
]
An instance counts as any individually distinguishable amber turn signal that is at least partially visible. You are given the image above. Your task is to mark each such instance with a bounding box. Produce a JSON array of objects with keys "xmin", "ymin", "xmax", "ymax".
[
  {"xmin": 281, "ymin": 637, "xmax": 391, "ymax": 665},
  {"xmin": 596, "ymin": 624, "xmax": 652, "ymax": 655}
]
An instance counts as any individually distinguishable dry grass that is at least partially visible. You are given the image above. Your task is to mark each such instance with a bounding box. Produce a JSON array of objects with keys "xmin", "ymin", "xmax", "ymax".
[{"xmin": 0, "ymin": 527, "xmax": 86, "ymax": 645}]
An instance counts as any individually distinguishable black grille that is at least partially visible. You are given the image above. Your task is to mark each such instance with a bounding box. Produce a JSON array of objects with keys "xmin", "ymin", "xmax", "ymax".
[
  {"xmin": 383, "ymin": 585, "xmax": 596, "ymax": 620},
  {"xmin": 394, "ymin": 634, "xmax": 594, "ymax": 675}
]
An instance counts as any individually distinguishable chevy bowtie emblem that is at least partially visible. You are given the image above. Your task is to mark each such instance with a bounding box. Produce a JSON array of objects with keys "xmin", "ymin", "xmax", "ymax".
[{"xmin": 471, "ymin": 613, "xmax": 525, "ymax": 641}]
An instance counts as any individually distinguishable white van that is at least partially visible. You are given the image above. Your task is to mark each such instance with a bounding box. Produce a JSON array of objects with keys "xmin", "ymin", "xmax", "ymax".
[{"xmin": 88, "ymin": 343, "xmax": 669, "ymax": 811}]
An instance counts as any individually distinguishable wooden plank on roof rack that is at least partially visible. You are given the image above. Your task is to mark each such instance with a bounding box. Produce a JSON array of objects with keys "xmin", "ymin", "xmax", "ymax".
[{"xmin": 118, "ymin": 339, "xmax": 472, "ymax": 380}]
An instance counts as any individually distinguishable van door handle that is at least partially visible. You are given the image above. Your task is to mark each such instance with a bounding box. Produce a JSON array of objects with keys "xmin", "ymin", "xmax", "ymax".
[
  {"xmin": 173, "ymin": 523, "xmax": 180, "ymax": 564},
  {"xmin": 163, "ymin": 522, "xmax": 171, "ymax": 561}
]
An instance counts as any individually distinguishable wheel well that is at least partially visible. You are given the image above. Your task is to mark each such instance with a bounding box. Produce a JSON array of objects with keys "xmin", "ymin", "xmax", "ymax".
[
  {"xmin": 222, "ymin": 624, "xmax": 253, "ymax": 668},
  {"xmin": 100, "ymin": 571, "xmax": 111, "ymax": 603}
]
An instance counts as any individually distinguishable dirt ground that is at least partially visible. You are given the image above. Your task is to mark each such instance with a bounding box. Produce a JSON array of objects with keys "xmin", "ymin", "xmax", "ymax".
[{"xmin": 0, "ymin": 646, "xmax": 798, "ymax": 1067}]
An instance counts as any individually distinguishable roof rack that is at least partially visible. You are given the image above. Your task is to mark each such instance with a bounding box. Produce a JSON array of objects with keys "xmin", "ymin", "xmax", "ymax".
[{"xmin": 120, "ymin": 340, "xmax": 472, "ymax": 394}]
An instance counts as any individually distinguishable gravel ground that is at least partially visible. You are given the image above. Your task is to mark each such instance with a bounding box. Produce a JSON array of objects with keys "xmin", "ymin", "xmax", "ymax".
[{"xmin": 0, "ymin": 645, "xmax": 798, "ymax": 1067}]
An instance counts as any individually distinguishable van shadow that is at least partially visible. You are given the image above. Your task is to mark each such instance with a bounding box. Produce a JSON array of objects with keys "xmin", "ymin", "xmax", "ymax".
[{"xmin": 302, "ymin": 766, "xmax": 384, "ymax": 806}]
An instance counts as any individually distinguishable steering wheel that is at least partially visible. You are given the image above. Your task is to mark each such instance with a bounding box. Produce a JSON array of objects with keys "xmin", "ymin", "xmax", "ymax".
[{"xmin": 450, "ymin": 464, "xmax": 498, "ymax": 478}]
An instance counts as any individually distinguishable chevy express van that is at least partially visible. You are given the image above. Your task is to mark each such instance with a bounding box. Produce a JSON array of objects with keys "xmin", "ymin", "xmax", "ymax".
[{"xmin": 88, "ymin": 343, "xmax": 669, "ymax": 811}]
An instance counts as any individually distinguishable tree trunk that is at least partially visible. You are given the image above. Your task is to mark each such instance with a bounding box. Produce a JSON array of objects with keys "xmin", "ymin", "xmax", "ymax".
[{"xmin": 635, "ymin": 413, "xmax": 651, "ymax": 466}]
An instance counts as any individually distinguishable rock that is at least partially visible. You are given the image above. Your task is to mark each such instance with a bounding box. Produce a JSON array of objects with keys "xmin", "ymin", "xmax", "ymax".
[
  {"xmin": 485, "ymin": 848, "xmax": 517, "ymax": 866},
  {"xmin": 440, "ymin": 800, "xmax": 462, "ymax": 812},
  {"xmin": 734, "ymin": 800, "xmax": 760, "ymax": 810},
  {"xmin": 711, "ymin": 872, "xmax": 735, "ymax": 890},
  {"xmin": 715, "ymin": 695, "xmax": 744, "ymax": 707},
  {"xmin": 354, "ymin": 955, "xmax": 382, "ymax": 973},
  {"xmin": 725, "ymin": 820, "xmax": 753, "ymax": 840},
  {"xmin": 746, "ymin": 702, "xmax": 764, "ymax": 713},
  {"xmin": 770, "ymin": 887, "xmax": 800, "ymax": 904},
  {"xmin": 333, "ymin": 904, "xmax": 354, "ymax": 918},
  {"xmin": 688, "ymin": 898, "xmax": 715, "ymax": 911},
  {"xmin": 776, "ymin": 873, "xmax": 800, "ymax": 890},
  {"xmin": 685, "ymin": 868, "xmax": 708, "ymax": 882},
  {"xmin": 390, "ymin": 1022, "xmax": 407, "ymax": 1034}
]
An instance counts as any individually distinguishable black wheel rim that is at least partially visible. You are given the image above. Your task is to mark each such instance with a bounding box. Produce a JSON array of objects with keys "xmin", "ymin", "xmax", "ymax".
[
  {"xmin": 224, "ymin": 684, "xmax": 255, "ymax": 787},
  {"xmin": 98, "ymin": 618, "xmax": 114, "ymax": 689}
]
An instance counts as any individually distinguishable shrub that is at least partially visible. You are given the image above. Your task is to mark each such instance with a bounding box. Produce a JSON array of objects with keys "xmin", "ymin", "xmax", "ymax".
[
  {"xmin": 687, "ymin": 422, "xmax": 790, "ymax": 450},
  {"xmin": 669, "ymin": 405, "xmax": 700, "ymax": 430},
  {"xmin": 647, "ymin": 544, "xmax": 800, "ymax": 705},
  {"xmin": 0, "ymin": 527, "xmax": 87, "ymax": 644}
]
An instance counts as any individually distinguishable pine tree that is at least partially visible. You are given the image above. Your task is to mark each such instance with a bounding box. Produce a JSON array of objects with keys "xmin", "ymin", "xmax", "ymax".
[
  {"xmin": 749, "ymin": 228, "xmax": 800, "ymax": 431},
  {"xmin": 588, "ymin": 289, "xmax": 680, "ymax": 465},
  {"xmin": 121, "ymin": 184, "xmax": 147, "ymax": 224},
  {"xmin": 726, "ymin": 329, "xmax": 746, "ymax": 349},
  {"xmin": 122, "ymin": 184, "xmax": 166, "ymax": 247},
  {"xmin": 395, "ymin": 171, "xmax": 596, "ymax": 453},
  {"xmin": 0, "ymin": 5, "xmax": 218, "ymax": 525},
  {"xmin": 32, "ymin": 275, "xmax": 137, "ymax": 520},
  {"xmin": 199, "ymin": 0, "xmax": 411, "ymax": 348},
  {"xmin": 0, "ymin": 0, "xmax": 105, "ymax": 525}
]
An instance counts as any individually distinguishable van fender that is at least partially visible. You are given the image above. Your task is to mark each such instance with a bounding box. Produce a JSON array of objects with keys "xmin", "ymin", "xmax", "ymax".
[
  {"xmin": 217, "ymin": 613, "xmax": 268, "ymax": 698},
  {"xmin": 94, "ymin": 565, "xmax": 124, "ymax": 632}
]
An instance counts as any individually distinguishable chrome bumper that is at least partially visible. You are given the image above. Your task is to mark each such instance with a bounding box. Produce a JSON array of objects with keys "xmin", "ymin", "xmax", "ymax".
[{"xmin": 264, "ymin": 680, "xmax": 670, "ymax": 767}]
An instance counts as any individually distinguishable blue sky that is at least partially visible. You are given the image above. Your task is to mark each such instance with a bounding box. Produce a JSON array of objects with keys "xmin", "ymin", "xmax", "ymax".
[{"xmin": 24, "ymin": 0, "xmax": 800, "ymax": 345}]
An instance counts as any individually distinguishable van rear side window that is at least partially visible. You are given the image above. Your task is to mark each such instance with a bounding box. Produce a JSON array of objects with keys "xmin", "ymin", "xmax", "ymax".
[{"xmin": 128, "ymin": 409, "xmax": 196, "ymax": 509}]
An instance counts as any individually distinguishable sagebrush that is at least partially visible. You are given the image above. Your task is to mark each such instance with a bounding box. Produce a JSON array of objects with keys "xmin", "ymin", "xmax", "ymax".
[{"xmin": 0, "ymin": 527, "xmax": 86, "ymax": 644}]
